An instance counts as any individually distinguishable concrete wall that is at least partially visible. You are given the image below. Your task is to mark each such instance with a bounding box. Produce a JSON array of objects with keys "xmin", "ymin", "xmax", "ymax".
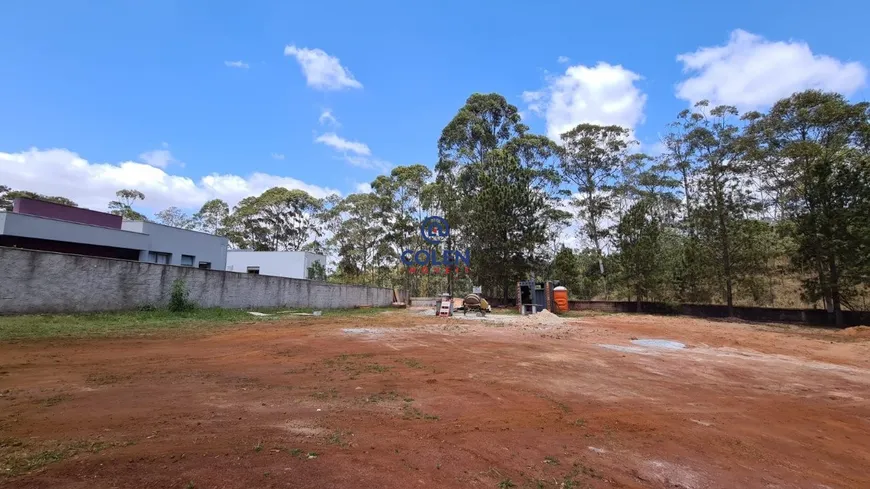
[
  {"xmin": 568, "ymin": 300, "xmax": 870, "ymax": 328},
  {"xmin": 225, "ymin": 251, "xmax": 325, "ymax": 279},
  {"xmin": 122, "ymin": 221, "xmax": 228, "ymax": 270},
  {"xmin": 0, "ymin": 247, "xmax": 395, "ymax": 314}
]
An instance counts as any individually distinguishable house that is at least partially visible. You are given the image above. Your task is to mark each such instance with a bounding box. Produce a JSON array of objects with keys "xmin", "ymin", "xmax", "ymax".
[
  {"xmin": 0, "ymin": 197, "xmax": 228, "ymax": 269},
  {"xmin": 226, "ymin": 250, "xmax": 326, "ymax": 279}
]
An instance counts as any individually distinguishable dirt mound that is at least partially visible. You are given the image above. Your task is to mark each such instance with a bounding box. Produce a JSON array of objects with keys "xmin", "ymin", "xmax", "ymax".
[
  {"xmin": 516, "ymin": 309, "xmax": 564, "ymax": 325},
  {"xmin": 840, "ymin": 325, "xmax": 870, "ymax": 337}
]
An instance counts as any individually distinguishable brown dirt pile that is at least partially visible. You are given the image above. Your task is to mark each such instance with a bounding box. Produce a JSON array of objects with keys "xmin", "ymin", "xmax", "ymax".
[{"xmin": 841, "ymin": 325, "xmax": 870, "ymax": 337}]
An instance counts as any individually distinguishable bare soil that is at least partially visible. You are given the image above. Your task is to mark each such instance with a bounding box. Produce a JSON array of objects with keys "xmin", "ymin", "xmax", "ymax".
[{"xmin": 2, "ymin": 311, "xmax": 869, "ymax": 488}]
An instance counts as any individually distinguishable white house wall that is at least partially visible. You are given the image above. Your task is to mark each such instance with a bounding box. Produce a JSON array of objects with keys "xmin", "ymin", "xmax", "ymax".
[{"xmin": 225, "ymin": 251, "xmax": 325, "ymax": 279}]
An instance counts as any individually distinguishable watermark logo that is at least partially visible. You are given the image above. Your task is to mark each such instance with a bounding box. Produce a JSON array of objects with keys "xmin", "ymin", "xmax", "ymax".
[
  {"xmin": 421, "ymin": 216, "xmax": 449, "ymax": 245},
  {"xmin": 401, "ymin": 216, "xmax": 470, "ymax": 275}
]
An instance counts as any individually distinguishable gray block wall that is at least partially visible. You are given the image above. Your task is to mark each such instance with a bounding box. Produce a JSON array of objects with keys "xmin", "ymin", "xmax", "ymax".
[{"xmin": 0, "ymin": 247, "xmax": 398, "ymax": 314}]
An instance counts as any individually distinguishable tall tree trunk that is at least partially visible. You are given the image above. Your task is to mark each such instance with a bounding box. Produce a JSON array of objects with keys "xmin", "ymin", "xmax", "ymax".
[
  {"xmin": 716, "ymin": 193, "xmax": 734, "ymax": 316},
  {"xmin": 446, "ymin": 236, "xmax": 453, "ymax": 296},
  {"xmin": 635, "ymin": 284, "xmax": 642, "ymax": 313},
  {"xmin": 829, "ymin": 255, "xmax": 843, "ymax": 327}
]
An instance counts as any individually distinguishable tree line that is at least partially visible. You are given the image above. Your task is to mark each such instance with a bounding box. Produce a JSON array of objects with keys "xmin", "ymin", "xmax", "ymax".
[{"xmin": 3, "ymin": 89, "xmax": 869, "ymax": 324}]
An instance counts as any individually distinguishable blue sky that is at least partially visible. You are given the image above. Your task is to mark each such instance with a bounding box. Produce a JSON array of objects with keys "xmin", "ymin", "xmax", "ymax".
[{"xmin": 1, "ymin": 0, "xmax": 868, "ymax": 215}]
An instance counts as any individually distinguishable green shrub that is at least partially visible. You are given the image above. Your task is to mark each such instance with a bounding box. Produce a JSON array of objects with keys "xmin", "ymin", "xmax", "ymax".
[{"xmin": 168, "ymin": 278, "xmax": 195, "ymax": 312}]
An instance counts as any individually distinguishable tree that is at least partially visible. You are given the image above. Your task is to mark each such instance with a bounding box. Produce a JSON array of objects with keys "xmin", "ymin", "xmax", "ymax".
[
  {"xmin": 108, "ymin": 189, "xmax": 147, "ymax": 220},
  {"xmin": 464, "ymin": 147, "xmax": 558, "ymax": 299},
  {"xmin": 256, "ymin": 188, "xmax": 321, "ymax": 251},
  {"xmin": 155, "ymin": 206, "xmax": 196, "ymax": 229},
  {"xmin": 436, "ymin": 93, "xmax": 532, "ymax": 295},
  {"xmin": 746, "ymin": 90, "xmax": 870, "ymax": 325},
  {"xmin": 325, "ymin": 192, "xmax": 385, "ymax": 285},
  {"xmin": 538, "ymin": 207, "xmax": 574, "ymax": 279},
  {"xmin": 549, "ymin": 246, "xmax": 583, "ymax": 298},
  {"xmin": 371, "ymin": 165, "xmax": 433, "ymax": 295},
  {"xmin": 224, "ymin": 188, "xmax": 322, "ymax": 251},
  {"xmin": 307, "ymin": 260, "xmax": 327, "ymax": 281},
  {"xmin": 436, "ymin": 93, "xmax": 559, "ymax": 298},
  {"xmin": 304, "ymin": 194, "xmax": 342, "ymax": 257},
  {"xmin": 660, "ymin": 110, "xmax": 707, "ymax": 301},
  {"xmin": 614, "ymin": 199, "xmax": 663, "ymax": 309},
  {"xmin": 683, "ymin": 101, "xmax": 758, "ymax": 316},
  {"xmin": 558, "ymin": 124, "xmax": 635, "ymax": 298},
  {"xmin": 194, "ymin": 199, "xmax": 230, "ymax": 235},
  {"xmin": 0, "ymin": 185, "xmax": 9, "ymax": 210}
]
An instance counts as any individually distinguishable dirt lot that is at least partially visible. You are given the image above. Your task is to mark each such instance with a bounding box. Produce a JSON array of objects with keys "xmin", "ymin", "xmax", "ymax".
[{"xmin": 2, "ymin": 310, "xmax": 870, "ymax": 489}]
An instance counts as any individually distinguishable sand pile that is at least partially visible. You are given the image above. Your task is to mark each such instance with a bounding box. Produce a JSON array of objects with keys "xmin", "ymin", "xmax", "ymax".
[
  {"xmin": 840, "ymin": 325, "xmax": 870, "ymax": 337},
  {"xmin": 515, "ymin": 309, "xmax": 564, "ymax": 325}
]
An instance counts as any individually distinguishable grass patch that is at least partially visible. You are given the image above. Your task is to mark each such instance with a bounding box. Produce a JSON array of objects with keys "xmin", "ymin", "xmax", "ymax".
[
  {"xmin": 279, "ymin": 307, "xmax": 393, "ymax": 317},
  {"xmin": 323, "ymin": 353, "xmax": 391, "ymax": 378},
  {"xmin": 557, "ymin": 462, "xmax": 602, "ymax": 488},
  {"xmin": 402, "ymin": 405, "xmax": 439, "ymax": 421},
  {"xmin": 365, "ymin": 363, "xmax": 390, "ymax": 373},
  {"xmin": 0, "ymin": 308, "xmax": 283, "ymax": 341},
  {"xmin": 399, "ymin": 358, "xmax": 424, "ymax": 369},
  {"xmin": 39, "ymin": 394, "xmax": 70, "ymax": 408},
  {"xmin": 0, "ymin": 438, "xmax": 119, "ymax": 476},
  {"xmin": 310, "ymin": 388, "xmax": 339, "ymax": 400},
  {"xmin": 562, "ymin": 310, "xmax": 615, "ymax": 318},
  {"xmin": 364, "ymin": 390, "xmax": 400, "ymax": 403},
  {"xmin": 0, "ymin": 307, "xmax": 395, "ymax": 341},
  {"xmin": 544, "ymin": 456, "xmax": 560, "ymax": 465},
  {"xmin": 327, "ymin": 430, "xmax": 352, "ymax": 447},
  {"xmin": 86, "ymin": 373, "xmax": 129, "ymax": 386},
  {"xmin": 497, "ymin": 479, "xmax": 516, "ymax": 488}
]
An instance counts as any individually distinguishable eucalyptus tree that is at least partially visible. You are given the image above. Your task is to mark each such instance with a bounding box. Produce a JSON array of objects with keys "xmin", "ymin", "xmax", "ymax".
[{"xmin": 745, "ymin": 90, "xmax": 870, "ymax": 325}]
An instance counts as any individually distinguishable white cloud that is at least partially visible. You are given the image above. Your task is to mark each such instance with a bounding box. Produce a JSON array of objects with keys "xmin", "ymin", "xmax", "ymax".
[
  {"xmin": 139, "ymin": 148, "xmax": 178, "ymax": 168},
  {"xmin": 557, "ymin": 56, "xmax": 570, "ymax": 64},
  {"xmin": 0, "ymin": 148, "xmax": 338, "ymax": 215},
  {"xmin": 314, "ymin": 132, "xmax": 390, "ymax": 173},
  {"xmin": 354, "ymin": 182, "xmax": 372, "ymax": 193},
  {"xmin": 676, "ymin": 29, "xmax": 867, "ymax": 110},
  {"xmin": 315, "ymin": 132, "xmax": 370, "ymax": 156},
  {"xmin": 319, "ymin": 109, "xmax": 340, "ymax": 127},
  {"xmin": 271, "ymin": 153, "xmax": 285, "ymax": 160},
  {"xmin": 343, "ymin": 155, "xmax": 392, "ymax": 173},
  {"xmin": 523, "ymin": 62, "xmax": 647, "ymax": 141},
  {"xmin": 522, "ymin": 90, "xmax": 545, "ymax": 116},
  {"xmin": 283, "ymin": 45, "xmax": 362, "ymax": 91},
  {"xmin": 200, "ymin": 172, "xmax": 337, "ymax": 207},
  {"xmin": 224, "ymin": 60, "xmax": 250, "ymax": 69}
]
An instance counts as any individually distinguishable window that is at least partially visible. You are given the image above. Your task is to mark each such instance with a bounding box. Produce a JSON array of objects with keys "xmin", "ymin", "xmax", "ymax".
[
  {"xmin": 198, "ymin": 262, "xmax": 211, "ymax": 270},
  {"xmin": 247, "ymin": 266, "xmax": 260, "ymax": 275},
  {"xmin": 148, "ymin": 252, "xmax": 170, "ymax": 265},
  {"xmin": 180, "ymin": 255, "xmax": 195, "ymax": 267}
]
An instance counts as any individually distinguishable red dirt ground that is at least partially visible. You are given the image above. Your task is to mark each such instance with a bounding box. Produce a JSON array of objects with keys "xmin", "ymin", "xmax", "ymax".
[{"xmin": 2, "ymin": 311, "xmax": 869, "ymax": 488}]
